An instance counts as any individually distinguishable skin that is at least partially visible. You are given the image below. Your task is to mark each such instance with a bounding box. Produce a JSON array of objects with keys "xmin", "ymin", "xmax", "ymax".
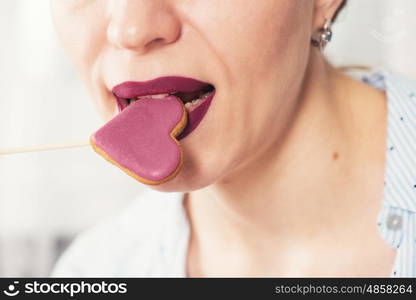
[{"xmin": 51, "ymin": 0, "xmax": 396, "ymax": 276}]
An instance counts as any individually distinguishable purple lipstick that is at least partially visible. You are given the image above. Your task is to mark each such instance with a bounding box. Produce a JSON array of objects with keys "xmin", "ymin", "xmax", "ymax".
[{"xmin": 113, "ymin": 76, "xmax": 215, "ymax": 139}]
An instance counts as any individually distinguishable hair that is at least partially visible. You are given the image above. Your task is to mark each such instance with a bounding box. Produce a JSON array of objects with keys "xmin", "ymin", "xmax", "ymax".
[{"xmin": 333, "ymin": 0, "xmax": 347, "ymax": 22}]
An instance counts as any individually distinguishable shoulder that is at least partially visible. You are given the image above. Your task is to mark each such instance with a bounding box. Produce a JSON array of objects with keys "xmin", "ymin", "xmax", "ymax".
[
  {"xmin": 377, "ymin": 70, "xmax": 416, "ymax": 212},
  {"xmin": 363, "ymin": 69, "xmax": 416, "ymax": 140},
  {"xmin": 50, "ymin": 189, "xmax": 184, "ymax": 277},
  {"xmin": 362, "ymin": 69, "xmax": 416, "ymax": 91},
  {"xmin": 376, "ymin": 69, "xmax": 416, "ymax": 107},
  {"xmin": 382, "ymin": 70, "xmax": 416, "ymax": 147}
]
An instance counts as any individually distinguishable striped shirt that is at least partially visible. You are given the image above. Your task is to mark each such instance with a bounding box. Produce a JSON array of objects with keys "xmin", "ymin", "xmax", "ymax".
[
  {"xmin": 51, "ymin": 69, "xmax": 416, "ymax": 278},
  {"xmin": 364, "ymin": 70, "xmax": 416, "ymax": 277}
]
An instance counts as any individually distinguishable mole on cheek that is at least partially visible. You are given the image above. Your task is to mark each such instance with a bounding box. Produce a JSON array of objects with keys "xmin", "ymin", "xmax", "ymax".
[{"xmin": 332, "ymin": 152, "xmax": 339, "ymax": 161}]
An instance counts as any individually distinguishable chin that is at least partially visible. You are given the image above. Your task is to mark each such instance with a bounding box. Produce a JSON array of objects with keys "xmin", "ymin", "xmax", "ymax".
[{"xmin": 147, "ymin": 162, "xmax": 219, "ymax": 193}]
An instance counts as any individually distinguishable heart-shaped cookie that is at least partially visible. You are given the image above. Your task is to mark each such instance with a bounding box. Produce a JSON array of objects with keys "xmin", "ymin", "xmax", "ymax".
[{"xmin": 90, "ymin": 96, "xmax": 187, "ymax": 185}]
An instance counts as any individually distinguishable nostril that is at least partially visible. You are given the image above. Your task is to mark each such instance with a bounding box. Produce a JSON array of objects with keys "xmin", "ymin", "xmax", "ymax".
[
  {"xmin": 144, "ymin": 37, "xmax": 170, "ymax": 52},
  {"xmin": 152, "ymin": 37, "xmax": 165, "ymax": 44}
]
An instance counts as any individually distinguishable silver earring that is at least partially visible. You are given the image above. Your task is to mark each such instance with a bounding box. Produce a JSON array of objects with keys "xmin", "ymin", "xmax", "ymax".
[{"xmin": 311, "ymin": 19, "xmax": 333, "ymax": 51}]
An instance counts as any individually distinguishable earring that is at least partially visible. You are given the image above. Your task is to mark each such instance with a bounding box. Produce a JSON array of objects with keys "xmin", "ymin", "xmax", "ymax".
[{"xmin": 311, "ymin": 19, "xmax": 333, "ymax": 51}]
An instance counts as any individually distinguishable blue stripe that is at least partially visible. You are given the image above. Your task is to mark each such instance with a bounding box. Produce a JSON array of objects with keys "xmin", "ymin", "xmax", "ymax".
[{"xmin": 365, "ymin": 70, "xmax": 416, "ymax": 277}]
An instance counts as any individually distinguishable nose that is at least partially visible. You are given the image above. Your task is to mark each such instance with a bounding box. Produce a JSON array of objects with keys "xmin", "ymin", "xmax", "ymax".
[{"xmin": 107, "ymin": 0, "xmax": 181, "ymax": 54}]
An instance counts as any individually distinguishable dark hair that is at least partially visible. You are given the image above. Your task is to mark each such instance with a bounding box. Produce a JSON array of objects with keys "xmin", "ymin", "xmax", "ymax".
[{"xmin": 333, "ymin": 0, "xmax": 347, "ymax": 22}]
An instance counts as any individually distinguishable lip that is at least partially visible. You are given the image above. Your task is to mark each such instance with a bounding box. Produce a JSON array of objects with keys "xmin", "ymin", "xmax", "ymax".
[{"xmin": 112, "ymin": 76, "xmax": 215, "ymax": 139}]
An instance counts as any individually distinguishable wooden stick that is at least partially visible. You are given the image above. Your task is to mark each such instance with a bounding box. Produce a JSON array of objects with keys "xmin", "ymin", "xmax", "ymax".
[{"xmin": 0, "ymin": 141, "xmax": 91, "ymax": 155}]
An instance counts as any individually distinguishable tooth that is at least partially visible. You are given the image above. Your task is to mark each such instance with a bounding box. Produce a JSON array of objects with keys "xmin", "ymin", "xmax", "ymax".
[
  {"xmin": 151, "ymin": 93, "xmax": 170, "ymax": 99},
  {"xmin": 137, "ymin": 93, "xmax": 170, "ymax": 100},
  {"xmin": 202, "ymin": 91, "xmax": 212, "ymax": 99},
  {"xmin": 184, "ymin": 102, "xmax": 193, "ymax": 109}
]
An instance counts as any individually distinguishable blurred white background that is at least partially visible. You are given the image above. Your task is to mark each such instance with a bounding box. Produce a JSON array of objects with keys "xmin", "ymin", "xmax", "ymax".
[{"xmin": 0, "ymin": 0, "xmax": 415, "ymax": 277}]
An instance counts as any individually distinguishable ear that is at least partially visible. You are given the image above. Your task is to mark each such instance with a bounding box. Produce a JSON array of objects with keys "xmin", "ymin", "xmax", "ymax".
[{"xmin": 312, "ymin": 0, "xmax": 344, "ymax": 29}]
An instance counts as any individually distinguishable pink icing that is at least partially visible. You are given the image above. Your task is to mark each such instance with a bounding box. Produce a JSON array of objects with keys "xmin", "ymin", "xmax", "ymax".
[{"xmin": 92, "ymin": 96, "xmax": 186, "ymax": 182}]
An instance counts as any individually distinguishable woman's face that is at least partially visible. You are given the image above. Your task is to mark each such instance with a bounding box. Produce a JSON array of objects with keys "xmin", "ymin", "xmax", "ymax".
[{"xmin": 51, "ymin": 0, "xmax": 314, "ymax": 191}]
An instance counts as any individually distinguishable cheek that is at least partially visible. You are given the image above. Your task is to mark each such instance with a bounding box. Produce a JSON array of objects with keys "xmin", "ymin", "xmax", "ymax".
[
  {"xmin": 201, "ymin": 1, "xmax": 309, "ymax": 81},
  {"xmin": 51, "ymin": 3, "xmax": 107, "ymax": 83},
  {"xmin": 52, "ymin": 3, "xmax": 114, "ymax": 119},
  {"xmin": 197, "ymin": 2, "xmax": 312, "ymax": 163}
]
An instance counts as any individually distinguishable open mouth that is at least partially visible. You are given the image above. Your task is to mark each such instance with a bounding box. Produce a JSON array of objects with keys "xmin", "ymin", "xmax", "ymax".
[
  {"xmin": 112, "ymin": 76, "xmax": 216, "ymax": 139},
  {"xmin": 117, "ymin": 84, "xmax": 215, "ymax": 113}
]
